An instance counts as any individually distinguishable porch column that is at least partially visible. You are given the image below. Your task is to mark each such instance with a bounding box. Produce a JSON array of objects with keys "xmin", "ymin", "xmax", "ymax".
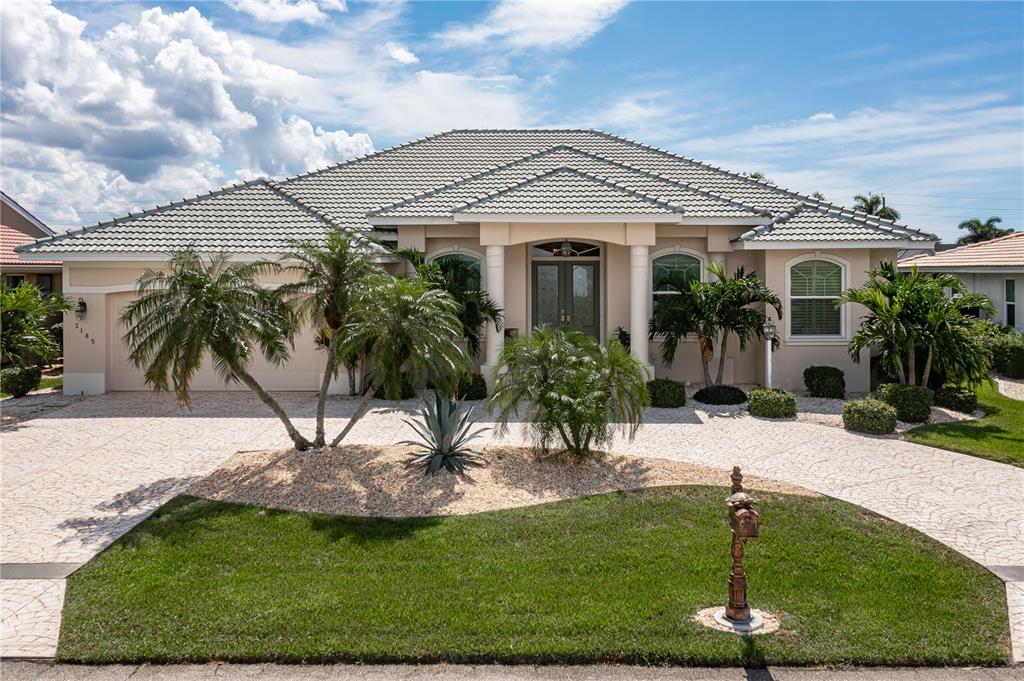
[
  {"xmin": 482, "ymin": 244, "xmax": 505, "ymax": 388},
  {"xmin": 629, "ymin": 245, "xmax": 655, "ymax": 377}
]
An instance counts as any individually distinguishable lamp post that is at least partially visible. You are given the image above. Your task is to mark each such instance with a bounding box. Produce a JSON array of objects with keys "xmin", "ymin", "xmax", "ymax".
[{"xmin": 762, "ymin": 317, "xmax": 776, "ymax": 389}]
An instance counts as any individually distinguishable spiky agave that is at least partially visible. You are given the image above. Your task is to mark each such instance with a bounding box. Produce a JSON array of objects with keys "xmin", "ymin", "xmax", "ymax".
[{"xmin": 401, "ymin": 393, "xmax": 488, "ymax": 475}]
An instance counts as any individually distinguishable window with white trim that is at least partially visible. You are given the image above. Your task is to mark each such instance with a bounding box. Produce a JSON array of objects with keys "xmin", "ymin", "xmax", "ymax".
[
  {"xmin": 789, "ymin": 259, "xmax": 843, "ymax": 336},
  {"xmin": 1006, "ymin": 279, "xmax": 1016, "ymax": 328},
  {"xmin": 652, "ymin": 253, "xmax": 702, "ymax": 295}
]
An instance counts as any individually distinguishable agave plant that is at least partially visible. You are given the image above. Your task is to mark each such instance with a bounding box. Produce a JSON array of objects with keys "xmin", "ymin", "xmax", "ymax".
[{"xmin": 401, "ymin": 393, "xmax": 488, "ymax": 475}]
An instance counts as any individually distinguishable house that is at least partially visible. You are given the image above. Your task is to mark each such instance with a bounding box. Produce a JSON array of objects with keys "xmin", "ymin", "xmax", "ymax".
[
  {"xmin": 2, "ymin": 191, "xmax": 62, "ymax": 295},
  {"xmin": 898, "ymin": 232, "xmax": 1023, "ymax": 331},
  {"xmin": 16, "ymin": 129, "xmax": 936, "ymax": 396}
]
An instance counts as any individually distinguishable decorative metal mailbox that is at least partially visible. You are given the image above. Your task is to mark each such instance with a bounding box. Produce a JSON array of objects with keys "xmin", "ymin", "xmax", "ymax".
[{"xmin": 724, "ymin": 469, "xmax": 760, "ymax": 624}]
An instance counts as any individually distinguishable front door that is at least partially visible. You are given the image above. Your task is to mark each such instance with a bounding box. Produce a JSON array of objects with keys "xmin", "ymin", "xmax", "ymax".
[{"xmin": 532, "ymin": 261, "xmax": 600, "ymax": 338}]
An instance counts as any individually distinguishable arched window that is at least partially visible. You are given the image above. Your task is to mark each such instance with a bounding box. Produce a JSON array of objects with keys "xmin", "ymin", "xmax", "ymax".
[
  {"xmin": 652, "ymin": 252, "xmax": 702, "ymax": 295},
  {"xmin": 789, "ymin": 258, "xmax": 844, "ymax": 337},
  {"xmin": 429, "ymin": 252, "xmax": 482, "ymax": 291}
]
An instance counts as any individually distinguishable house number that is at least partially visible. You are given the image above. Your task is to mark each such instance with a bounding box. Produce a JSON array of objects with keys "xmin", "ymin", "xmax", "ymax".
[{"xmin": 73, "ymin": 322, "xmax": 96, "ymax": 344}]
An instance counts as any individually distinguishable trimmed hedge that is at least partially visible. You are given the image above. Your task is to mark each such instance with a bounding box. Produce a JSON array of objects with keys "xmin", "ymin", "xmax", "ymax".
[
  {"xmin": 875, "ymin": 383, "xmax": 933, "ymax": 423},
  {"xmin": 647, "ymin": 378, "xmax": 686, "ymax": 408},
  {"xmin": 455, "ymin": 372, "xmax": 487, "ymax": 400},
  {"xmin": 803, "ymin": 365, "xmax": 846, "ymax": 399},
  {"xmin": 747, "ymin": 387, "xmax": 796, "ymax": 418},
  {"xmin": 934, "ymin": 386, "xmax": 978, "ymax": 414},
  {"xmin": 843, "ymin": 398, "xmax": 897, "ymax": 435},
  {"xmin": 992, "ymin": 333, "xmax": 1024, "ymax": 379},
  {"xmin": 692, "ymin": 384, "xmax": 747, "ymax": 405},
  {"xmin": 0, "ymin": 365, "xmax": 42, "ymax": 398}
]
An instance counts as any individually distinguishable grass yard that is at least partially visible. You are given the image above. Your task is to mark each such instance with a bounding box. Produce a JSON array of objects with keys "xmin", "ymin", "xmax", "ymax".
[
  {"xmin": 906, "ymin": 382, "xmax": 1024, "ymax": 467},
  {"xmin": 58, "ymin": 487, "xmax": 1009, "ymax": 666}
]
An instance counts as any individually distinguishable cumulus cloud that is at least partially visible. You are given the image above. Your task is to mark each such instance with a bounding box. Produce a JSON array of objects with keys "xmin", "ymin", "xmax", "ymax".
[
  {"xmin": 385, "ymin": 41, "xmax": 418, "ymax": 64},
  {"xmin": 226, "ymin": 0, "xmax": 346, "ymax": 25},
  {"xmin": 435, "ymin": 0, "xmax": 628, "ymax": 50}
]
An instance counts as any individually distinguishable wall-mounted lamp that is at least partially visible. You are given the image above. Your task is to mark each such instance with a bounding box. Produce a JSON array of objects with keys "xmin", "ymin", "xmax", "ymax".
[{"xmin": 75, "ymin": 298, "xmax": 88, "ymax": 320}]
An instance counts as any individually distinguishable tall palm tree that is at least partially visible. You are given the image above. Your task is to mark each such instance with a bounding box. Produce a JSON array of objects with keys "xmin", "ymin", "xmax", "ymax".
[
  {"xmin": 706, "ymin": 263, "xmax": 783, "ymax": 385},
  {"xmin": 956, "ymin": 216, "xmax": 1013, "ymax": 245},
  {"xmin": 330, "ymin": 276, "xmax": 468, "ymax": 447},
  {"xmin": 279, "ymin": 230, "xmax": 382, "ymax": 447},
  {"xmin": 120, "ymin": 248, "xmax": 311, "ymax": 450},
  {"xmin": 853, "ymin": 193, "xmax": 901, "ymax": 222}
]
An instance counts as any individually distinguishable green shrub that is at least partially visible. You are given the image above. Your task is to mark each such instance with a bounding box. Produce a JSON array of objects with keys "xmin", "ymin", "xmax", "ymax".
[
  {"xmin": 747, "ymin": 387, "xmax": 796, "ymax": 418},
  {"xmin": 0, "ymin": 365, "xmax": 42, "ymax": 398},
  {"xmin": 374, "ymin": 373, "xmax": 417, "ymax": 400},
  {"xmin": 692, "ymin": 385, "xmax": 747, "ymax": 405},
  {"xmin": 803, "ymin": 365, "xmax": 846, "ymax": 399},
  {"xmin": 934, "ymin": 386, "xmax": 978, "ymax": 414},
  {"xmin": 454, "ymin": 372, "xmax": 487, "ymax": 400},
  {"xmin": 875, "ymin": 383, "xmax": 933, "ymax": 423},
  {"xmin": 842, "ymin": 398, "xmax": 897, "ymax": 434},
  {"xmin": 647, "ymin": 378, "xmax": 686, "ymax": 408},
  {"xmin": 992, "ymin": 333, "xmax": 1024, "ymax": 378}
]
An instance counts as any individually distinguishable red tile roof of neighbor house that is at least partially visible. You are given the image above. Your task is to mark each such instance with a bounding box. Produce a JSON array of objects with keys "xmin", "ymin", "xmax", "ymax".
[
  {"xmin": 898, "ymin": 232, "xmax": 1024, "ymax": 270},
  {"xmin": 1, "ymin": 224, "xmax": 62, "ymax": 267}
]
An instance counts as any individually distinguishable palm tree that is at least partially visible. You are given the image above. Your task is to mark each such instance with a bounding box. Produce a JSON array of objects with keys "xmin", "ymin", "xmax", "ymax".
[
  {"xmin": 956, "ymin": 216, "xmax": 1013, "ymax": 245},
  {"xmin": 707, "ymin": 263, "xmax": 783, "ymax": 385},
  {"xmin": 120, "ymin": 248, "xmax": 311, "ymax": 450},
  {"xmin": 1, "ymin": 282, "xmax": 71, "ymax": 366},
  {"xmin": 853, "ymin": 193, "xmax": 901, "ymax": 222},
  {"xmin": 279, "ymin": 230, "xmax": 382, "ymax": 447},
  {"xmin": 330, "ymin": 275, "xmax": 468, "ymax": 447},
  {"xmin": 917, "ymin": 282, "xmax": 994, "ymax": 387}
]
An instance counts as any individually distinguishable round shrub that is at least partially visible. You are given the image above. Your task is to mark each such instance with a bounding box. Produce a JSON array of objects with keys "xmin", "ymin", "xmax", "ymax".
[
  {"xmin": 842, "ymin": 398, "xmax": 897, "ymax": 435},
  {"xmin": 455, "ymin": 372, "xmax": 487, "ymax": 400},
  {"xmin": 374, "ymin": 373, "xmax": 417, "ymax": 400},
  {"xmin": 747, "ymin": 387, "xmax": 796, "ymax": 418},
  {"xmin": 992, "ymin": 333, "xmax": 1024, "ymax": 378},
  {"xmin": 0, "ymin": 365, "xmax": 42, "ymax": 398},
  {"xmin": 874, "ymin": 383, "xmax": 933, "ymax": 423},
  {"xmin": 934, "ymin": 386, "xmax": 977, "ymax": 414},
  {"xmin": 692, "ymin": 384, "xmax": 746, "ymax": 405},
  {"xmin": 647, "ymin": 378, "xmax": 686, "ymax": 408},
  {"xmin": 803, "ymin": 365, "xmax": 845, "ymax": 399}
]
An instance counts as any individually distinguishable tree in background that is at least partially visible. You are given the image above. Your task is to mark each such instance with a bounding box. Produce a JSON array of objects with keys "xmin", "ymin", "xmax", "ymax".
[
  {"xmin": 1, "ymin": 282, "xmax": 71, "ymax": 367},
  {"xmin": 956, "ymin": 216, "xmax": 1014, "ymax": 245},
  {"xmin": 853, "ymin": 193, "xmax": 901, "ymax": 222}
]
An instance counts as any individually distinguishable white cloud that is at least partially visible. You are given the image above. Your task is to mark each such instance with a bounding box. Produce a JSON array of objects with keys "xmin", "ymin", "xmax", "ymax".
[
  {"xmin": 226, "ymin": 0, "xmax": 346, "ymax": 25},
  {"xmin": 385, "ymin": 41, "xmax": 418, "ymax": 64},
  {"xmin": 808, "ymin": 112, "xmax": 836, "ymax": 122},
  {"xmin": 435, "ymin": 0, "xmax": 628, "ymax": 51}
]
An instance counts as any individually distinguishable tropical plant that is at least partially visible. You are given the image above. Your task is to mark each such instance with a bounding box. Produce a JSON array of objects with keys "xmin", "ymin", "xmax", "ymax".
[
  {"xmin": 455, "ymin": 372, "xmax": 487, "ymax": 400},
  {"xmin": 647, "ymin": 378, "xmax": 686, "ymax": 408},
  {"xmin": 120, "ymin": 248, "xmax": 312, "ymax": 450},
  {"xmin": 650, "ymin": 263, "xmax": 782, "ymax": 387},
  {"xmin": 843, "ymin": 398, "xmax": 897, "ymax": 435},
  {"xmin": 853, "ymin": 193, "xmax": 901, "ymax": 222},
  {"xmin": 992, "ymin": 332, "xmax": 1024, "ymax": 378},
  {"xmin": 1, "ymin": 282, "xmax": 71, "ymax": 366},
  {"xmin": 486, "ymin": 327, "xmax": 649, "ymax": 459},
  {"xmin": 693, "ymin": 384, "xmax": 747, "ymax": 405},
  {"xmin": 747, "ymin": 387, "xmax": 797, "ymax": 418},
  {"xmin": 1, "ymin": 365, "xmax": 42, "ymax": 398},
  {"xmin": 875, "ymin": 383, "xmax": 933, "ymax": 423},
  {"xmin": 279, "ymin": 230, "xmax": 382, "ymax": 447},
  {"xmin": 401, "ymin": 393, "xmax": 488, "ymax": 475},
  {"xmin": 400, "ymin": 250, "xmax": 503, "ymax": 358},
  {"xmin": 331, "ymin": 275, "xmax": 468, "ymax": 447},
  {"xmin": 956, "ymin": 216, "xmax": 1013, "ymax": 245},
  {"xmin": 803, "ymin": 365, "xmax": 845, "ymax": 399},
  {"xmin": 935, "ymin": 386, "xmax": 977, "ymax": 414}
]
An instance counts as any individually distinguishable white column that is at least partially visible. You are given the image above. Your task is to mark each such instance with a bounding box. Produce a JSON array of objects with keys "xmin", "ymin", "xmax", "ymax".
[
  {"xmin": 629, "ymin": 245, "xmax": 655, "ymax": 376},
  {"xmin": 482, "ymin": 244, "xmax": 505, "ymax": 387},
  {"xmin": 709, "ymin": 252, "xmax": 728, "ymax": 362}
]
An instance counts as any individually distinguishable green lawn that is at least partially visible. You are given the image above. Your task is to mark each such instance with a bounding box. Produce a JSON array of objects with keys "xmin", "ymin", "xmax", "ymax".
[
  {"xmin": 0, "ymin": 374, "xmax": 62, "ymax": 398},
  {"xmin": 59, "ymin": 488, "xmax": 1009, "ymax": 666},
  {"xmin": 906, "ymin": 382, "xmax": 1024, "ymax": 467}
]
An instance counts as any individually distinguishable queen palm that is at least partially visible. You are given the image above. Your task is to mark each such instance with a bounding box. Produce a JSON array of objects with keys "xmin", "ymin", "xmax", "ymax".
[
  {"xmin": 330, "ymin": 276, "xmax": 468, "ymax": 447},
  {"xmin": 956, "ymin": 216, "xmax": 1012, "ymax": 245},
  {"xmin": 120, "ymin": 248, "xmax": 311, "ymax": 450},
  {"xmin": 279, "ymin": 230, "xmax": 381, "ymax": 447},
  {"xmin": 853, "ymin": 193, "xmax": 901, "ymax": 222}
]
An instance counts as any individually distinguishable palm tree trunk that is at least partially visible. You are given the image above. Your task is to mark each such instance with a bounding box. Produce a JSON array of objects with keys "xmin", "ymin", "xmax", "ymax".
[
  {"xmin": 715, "ymin": 333, "xmax": 729, "ymax": 385},
  {"xmin": 313, "ymin": 332, "xmax": 342, "ymax": 447},
  {"xmin": 234, "ymin": 366, "xmax": 311, "ymax": 451},
  {"xmin": 907, "ymin": 342, "xmax": 916, "ymax": 386},
  {"xmin": 347, "ymin": 364, "xmax": 356, "ymax": 396},
  {"xmin": 329, "ymin": 378, "xmax": 383, "ymax": 448},
  {"xmin": 698, "ymin": 334, "xmax": 714, "ymax": 387},
  {"xmin": 921, "ymin": 346, "xmax": 933, "ymax": 389}
]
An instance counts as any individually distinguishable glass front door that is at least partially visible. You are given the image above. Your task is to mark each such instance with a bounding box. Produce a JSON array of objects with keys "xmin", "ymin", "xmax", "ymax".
[{"xmin": 532, "ymin": 261, "xmax": 600, "ymax": 338}]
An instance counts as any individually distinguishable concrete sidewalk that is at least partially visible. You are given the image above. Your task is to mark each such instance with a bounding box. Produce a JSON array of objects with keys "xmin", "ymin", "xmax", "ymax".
[{"xmin": 2, "ymin": 662, "xmax": 1023, "ymax": 680}]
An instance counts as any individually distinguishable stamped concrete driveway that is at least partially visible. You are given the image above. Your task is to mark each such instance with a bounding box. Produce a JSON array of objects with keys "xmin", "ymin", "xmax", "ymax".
[{"xmin": 2, "ymin": 390, "xmax": 1023, "ymax": 661}]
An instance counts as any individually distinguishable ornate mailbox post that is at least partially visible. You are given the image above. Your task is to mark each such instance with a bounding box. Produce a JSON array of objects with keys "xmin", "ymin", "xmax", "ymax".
[{"xmin": 725, "ymin": 469, "xmax": 760, "ymax": 624}]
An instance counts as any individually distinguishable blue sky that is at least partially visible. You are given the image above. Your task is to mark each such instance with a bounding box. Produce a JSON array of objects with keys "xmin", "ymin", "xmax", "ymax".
[{"xmin": 2, "ymin": 1, "xmax": 1022, "ymax": 241}]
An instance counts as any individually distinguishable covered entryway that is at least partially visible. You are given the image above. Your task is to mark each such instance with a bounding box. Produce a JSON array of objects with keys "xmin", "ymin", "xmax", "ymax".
[{"xmin": 530, "ymin": 241, "xmax": 600, "ymax": 338}]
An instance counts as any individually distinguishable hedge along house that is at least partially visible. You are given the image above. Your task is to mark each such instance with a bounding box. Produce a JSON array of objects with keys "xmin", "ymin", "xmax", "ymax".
[{"xmin": 18, "ymin": 130, "xmax": 936, "ymax": 396}]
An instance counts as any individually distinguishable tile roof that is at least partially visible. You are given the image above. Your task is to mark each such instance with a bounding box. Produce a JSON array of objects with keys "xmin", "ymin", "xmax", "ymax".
[
  {"xmin": 18, "ymin": 129, "xmax": 937, "ymax": 255},
  {"xmin": 737, "ymin": 202, "xmax": 935, "ymax": 243},
  {"xmin": 898, "ymin": 232, "xmax": 1024, "ymax": 269},
  {"xmin": 2, "ymin": 225, "xmax": 61, "ymax": 266}
]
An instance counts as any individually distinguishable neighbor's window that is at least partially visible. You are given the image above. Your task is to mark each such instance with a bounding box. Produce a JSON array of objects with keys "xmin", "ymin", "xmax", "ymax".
[
  {"xmin": 1007, "ymin": 279, "xmax": 1016, "ymax": 328},
  {"xmin": 5, "ymin": 275, "xmax": 25, "ymax": 289},
  {"xmin": 652, "ymin": 253, "xmax": 702, "ymax": 295},
  {"xmin": 789, "ymin": 259, "xmax": 843, "ymax": 336},
  {"xmin": 36, "ymin": 274, "xmax": 53, "ymax": 295}
]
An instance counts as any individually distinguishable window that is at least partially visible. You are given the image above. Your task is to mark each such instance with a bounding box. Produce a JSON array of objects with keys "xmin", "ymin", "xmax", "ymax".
[
  {"xmin": 36, "ymin": 274, "xmax": 53, "ymax": 295},
  {"xmin": 5, "ymin": 275, "xmax": 25, "ymax": 289},
  {"xmin": 531, "ymin": 241, "xmax": 600, "ymax": 257},
  {"xmin": 789, "ymin": 259, "xmax": 843, "ymax": 337},
  {"xmin": 1007, "ymin": 279, "xmax": 1016, "ymax": 328},
  {"xmin": 652, "ymin": 253, "xmax": 702, "ymax": 295},
  {"xmin": 430, "ymin": 252, "xmax": 482, "ymax": 291}
]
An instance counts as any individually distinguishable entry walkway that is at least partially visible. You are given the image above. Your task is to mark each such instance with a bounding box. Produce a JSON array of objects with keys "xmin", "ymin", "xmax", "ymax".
[{"xmin": 2, "ymin": 391, "xmax": 1023, "ymax": 661}]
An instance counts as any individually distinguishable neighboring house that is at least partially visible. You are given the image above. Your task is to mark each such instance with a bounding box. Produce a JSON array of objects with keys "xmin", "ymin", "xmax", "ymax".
[
  {"xmin": 17, "ymin": 130, "xmax": 936, "ymax": 396},
  {"xmin": 1, "ymin": 191, "xmax": 62, "ymax": 294},
  {"xmin": 899, "ymin": 232, "xmax": 1023, "ymax": 332}
]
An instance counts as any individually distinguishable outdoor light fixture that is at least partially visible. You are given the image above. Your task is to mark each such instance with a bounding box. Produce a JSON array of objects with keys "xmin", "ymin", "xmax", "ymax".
[
  {"xmin": 559, "ymin": 240, "xmax": 573, "ymax": 257},
  {"xmin": 762, "ymin": 317, "xmax": 776, "ymax": 388},
  {"xmin": 75, "ymin": 298, "xmax": 87, "ymax": 320},
  {"xmin": 762, "ymin": 317, "xmax": 776, "ymax": 339}
]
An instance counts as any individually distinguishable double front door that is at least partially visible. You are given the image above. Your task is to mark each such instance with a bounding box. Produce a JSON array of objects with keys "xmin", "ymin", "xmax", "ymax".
[{"xmin": 532, "ymin": 261, "xmax": 600, "ymax": 338}]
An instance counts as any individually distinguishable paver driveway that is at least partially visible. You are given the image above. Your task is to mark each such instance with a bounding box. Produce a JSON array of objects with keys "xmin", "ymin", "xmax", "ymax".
[{"xmin": 2, "ymin": 391, "xmax": 1023, "ymax": 661}]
